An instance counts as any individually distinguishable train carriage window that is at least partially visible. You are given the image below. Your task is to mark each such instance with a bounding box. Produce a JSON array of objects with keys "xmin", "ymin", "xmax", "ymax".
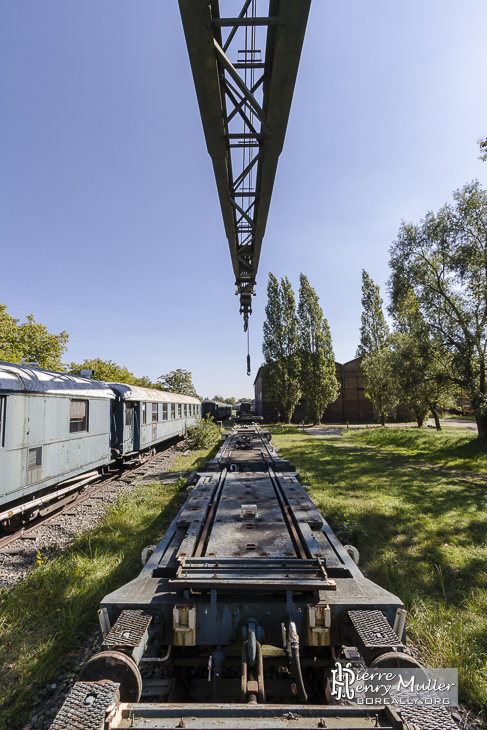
[
  {"xmin": 125, "ymin": 403, "xmax": 134, "ymax": 426},
  {"xmin": 142, "ymin": 403, "xmax": 147, "ymax": 424},
  {"xmin": 162, "ymin": 403, "xmax": 168, "ymax": 420},
  {"xmin": 28, "ymin": 446, "xmax": 42, "ymax": 469},
  {"xmin": 152, "ymin": 403, "xmax": 158, "ymax": 422},
  {"xmin": 184, "ymin": 404, "xmax": 187, "ymax": 417},
  {"xmin": 170, "ymin": 404, "xmax": 175, "ymax": 419},
  {"xmin": 70, "ymin": 399, "xmax": 88, "ymax": 433}
]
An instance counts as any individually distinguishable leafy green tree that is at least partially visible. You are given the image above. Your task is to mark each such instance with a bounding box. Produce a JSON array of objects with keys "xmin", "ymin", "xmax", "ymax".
[
  {"xmin": 479, "ymin": 137, "xmax": 487, "ymax": 162},
  {"xmin": 69, "ymin": 358, "xmax": 153, "ymax": 386},
  {"xmin": 262, "ymin": 274, "xmax": 301, "ymax": 423},
  {"xmin": 158, "ymin": 369, "xmax": 199, "ymax": 398},
  {"xmin": 0, "ymin": 304, "xmax": 68, "ymax": 370},
  {"xmin": 0, "ymin": 304, "xmax": 21, "ymax": 363},
  {"xmin": 389, "ymin": 181, "xmax": 487, "ymax": 439},
  {"xmin": 356, "ymin": 271, "xmax": 398, "ymax": 426},
  {"xmin": 224, "ymin": 397, "xmax": 236, "ymax": 405},
  {"xmin": 297, "ymin": 274, "xmax": 338, "ymax": 424},
  {"xmin": 390, "ymin": 288, "xmax": 454, "ymax": 429}
]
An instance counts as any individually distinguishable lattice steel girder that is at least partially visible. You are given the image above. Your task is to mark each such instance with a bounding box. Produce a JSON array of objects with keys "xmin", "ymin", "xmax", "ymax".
[{"xmin": 178, "ymin": 0, "xmax": 311, "ymax": 320}]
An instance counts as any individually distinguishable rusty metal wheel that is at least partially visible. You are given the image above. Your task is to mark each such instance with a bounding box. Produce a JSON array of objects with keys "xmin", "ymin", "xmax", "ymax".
[
  {"xmin": 78, "ymin": 650, "xmax": 142, "ymax": 701},
  {"xmin": 369, "ymin": 651, "xmax": 422, "ymax": 668}
]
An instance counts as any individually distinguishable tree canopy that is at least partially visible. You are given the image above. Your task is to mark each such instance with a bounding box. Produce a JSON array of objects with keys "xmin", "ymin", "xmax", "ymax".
[
  {"xmin": 69, "ymin": 358, "xmax": 154, "ymax": 387},
  {"xmin": 298, "ymin": 274, "xmax": 338, "ymax": 424},
  {"xmin": 262, "ymin": 273, "xmax": 301, "ymax": 423},
  {"xmin": 356, "ymin": 271, "xmax": 398, "ymax": 426},
  {"xmin": 389, "ymin": 180, "xmax": 487, "ymax": 439},
  {"xmin": 158, "ymin": 369, "xmax": 199, "ymax": 398},
  {"xmin": 389, "ymin": 287, "xmax": 454, "ymax": 429},
  {"xmin": 0, "ymin": 304, "xmax": 68, "ymax": 370}
]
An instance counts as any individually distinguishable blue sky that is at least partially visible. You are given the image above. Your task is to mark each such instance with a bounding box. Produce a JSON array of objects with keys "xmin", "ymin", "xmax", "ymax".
[{"xmin": 2, "ymin": 1, "xmax": 487, "ymax": 399}]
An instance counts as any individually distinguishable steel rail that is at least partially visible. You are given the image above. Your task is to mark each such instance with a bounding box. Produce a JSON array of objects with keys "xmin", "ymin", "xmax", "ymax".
[{"xmin": 0, "ymin": 445, "xmax": 179, "ymax": 552}]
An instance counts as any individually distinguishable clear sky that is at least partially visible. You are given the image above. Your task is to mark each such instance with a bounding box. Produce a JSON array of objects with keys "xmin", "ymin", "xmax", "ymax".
[{"xmin": 2, "ymin": 1, "xmax": 487, "ymax": 400}]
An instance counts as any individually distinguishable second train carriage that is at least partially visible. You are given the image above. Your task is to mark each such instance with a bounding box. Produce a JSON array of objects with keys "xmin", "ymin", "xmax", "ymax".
[{"xmin": 108, "ymin": 383, "xmax": 201, "ymax": 458}]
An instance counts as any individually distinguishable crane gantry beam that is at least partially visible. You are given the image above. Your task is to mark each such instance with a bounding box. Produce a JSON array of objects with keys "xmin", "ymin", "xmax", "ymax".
[{"xmin": 178, "ymin": 0, "xmax": 311, "ymax": 329}]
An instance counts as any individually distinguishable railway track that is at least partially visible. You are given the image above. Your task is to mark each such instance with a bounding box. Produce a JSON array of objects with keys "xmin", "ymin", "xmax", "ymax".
[
  {"xmin": 46, "ymin": 424, "xmax": 459, "ymax": 730},
  {"xmin": 0, "ymin": 441, "xmax": 186, "ymax": 588}
]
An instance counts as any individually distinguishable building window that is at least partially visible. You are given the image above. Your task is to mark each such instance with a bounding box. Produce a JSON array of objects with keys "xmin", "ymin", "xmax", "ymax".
[
  {"xmin": 162, "ymin": 403, "xmax": 168, "ymax": 420},
  {"xmin": 152, "ymin": 403, "xmax": 158, "ymax": 422},
  {"xmin": 28, "ymin": 446, "xmax": 42, "ymax": 469},
  {"xmin": 70, "ymin": 399, "xmax": 88, "ymax": 433}
]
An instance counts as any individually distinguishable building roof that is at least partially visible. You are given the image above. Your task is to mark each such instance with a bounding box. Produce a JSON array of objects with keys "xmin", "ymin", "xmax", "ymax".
[{"xmin": 0, "ymin": 362, "xmax": 115, "ymax": 399}]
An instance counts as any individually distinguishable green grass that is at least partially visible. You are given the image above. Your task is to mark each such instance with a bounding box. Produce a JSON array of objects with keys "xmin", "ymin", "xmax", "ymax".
[
  {"xmin": 347, "ymin": 426, "xmax": 487, "ymax": 473},
  {"xmin": 0, "ymin": 443, "xmax": 217, "ymax": 730},
  {"xmin": 271, "ymin": 428, "xmax": 487, "ymax": 718}
]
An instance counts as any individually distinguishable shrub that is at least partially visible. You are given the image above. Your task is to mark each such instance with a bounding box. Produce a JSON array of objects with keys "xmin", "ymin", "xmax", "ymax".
[{"xmin": 186, "ymin": 416, "xmax": 221, "ymax": 450}]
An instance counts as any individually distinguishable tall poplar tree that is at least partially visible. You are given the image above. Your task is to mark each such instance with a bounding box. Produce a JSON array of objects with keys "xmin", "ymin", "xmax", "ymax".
[
  {"xmin": 357, "ymin": 271, "xmax": 398, "ymax": 426},
  {"xmin": 262, "ymin": 273, "xmax": 300, "ymax": 423},
  {"xmin": 298, "ymin": 274, "xmax": 338, "ymax": 424}
]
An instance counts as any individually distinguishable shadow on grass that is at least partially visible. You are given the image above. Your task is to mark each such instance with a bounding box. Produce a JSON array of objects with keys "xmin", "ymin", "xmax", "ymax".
[
  {"xmin": 275, "ymin": 432, "xmax": 487, "ymax": 607},
  {"xmin": 274, "ymin": 432, "xmax": 487, "ymax": 713}
]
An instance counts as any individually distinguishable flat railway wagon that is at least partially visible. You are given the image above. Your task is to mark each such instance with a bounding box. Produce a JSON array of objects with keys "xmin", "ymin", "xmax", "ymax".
[
  {"xmin": 0, "ymin": 362, "xmax": 201, "ymax": 529},
  {"xmin": 49, "ymin": 424, "xmax": 456, "ymax": 730}
]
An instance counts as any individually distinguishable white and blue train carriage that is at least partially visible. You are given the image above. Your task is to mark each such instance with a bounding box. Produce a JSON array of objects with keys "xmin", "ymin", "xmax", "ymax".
[
  {"xmin": 0, "ymin": 362, "xmax": 202, "ymax": 526},
  {"xmin": 108, "ymin": 383, "xmax": 201, "ymax": 459},
  {"xmin": 0, "ymin": 362, "xmax": 115, "ymax": 515}
]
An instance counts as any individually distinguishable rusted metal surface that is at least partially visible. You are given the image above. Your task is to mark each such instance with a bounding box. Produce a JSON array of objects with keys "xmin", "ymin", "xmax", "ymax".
[
  {"xmin": 97, "ymin": 702, "xmax": 406, "ymax": 728},
  {"xmin": 49, "ymin": 680, "xmax": 120, "ymax": 730},
  {"xmin": 204, "ymin": 472, "xmax": 294, "ymax": 558}
]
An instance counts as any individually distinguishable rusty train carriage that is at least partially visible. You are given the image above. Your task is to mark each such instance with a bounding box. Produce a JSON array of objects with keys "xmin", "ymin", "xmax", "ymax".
[{"xmin": 49, "ymin": 425, "xmax": 439, "ymax": 730}]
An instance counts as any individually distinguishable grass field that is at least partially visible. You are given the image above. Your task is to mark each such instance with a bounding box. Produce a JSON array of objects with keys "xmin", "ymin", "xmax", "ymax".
[
  {"xmin": 271, "ymin": 426, "xmax": 487, "ymax": 719},
  {"xmin": 0, "ymin": 445, "xmax": 216, "ymax": 730}
]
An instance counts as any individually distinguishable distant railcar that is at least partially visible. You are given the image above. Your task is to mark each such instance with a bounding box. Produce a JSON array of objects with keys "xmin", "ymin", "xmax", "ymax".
[
  {"xmin": 202, "ymin": 400, "xmax": 232, "ymax": 421},
  {"xmin": 0, "ymin": 362, "xmax": 201, "ymax": 523}
]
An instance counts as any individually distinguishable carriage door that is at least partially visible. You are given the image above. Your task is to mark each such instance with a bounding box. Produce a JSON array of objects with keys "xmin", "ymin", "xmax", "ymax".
[{"xmin": 124, "ymin": 402, "xmax": 135, "ymax": 453}]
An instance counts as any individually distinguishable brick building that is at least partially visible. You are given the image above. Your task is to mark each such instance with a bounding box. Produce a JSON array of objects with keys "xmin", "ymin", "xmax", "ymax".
[{"xmin": 254, "ymin": 359, "xmax": 409, "ymax": 423}]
